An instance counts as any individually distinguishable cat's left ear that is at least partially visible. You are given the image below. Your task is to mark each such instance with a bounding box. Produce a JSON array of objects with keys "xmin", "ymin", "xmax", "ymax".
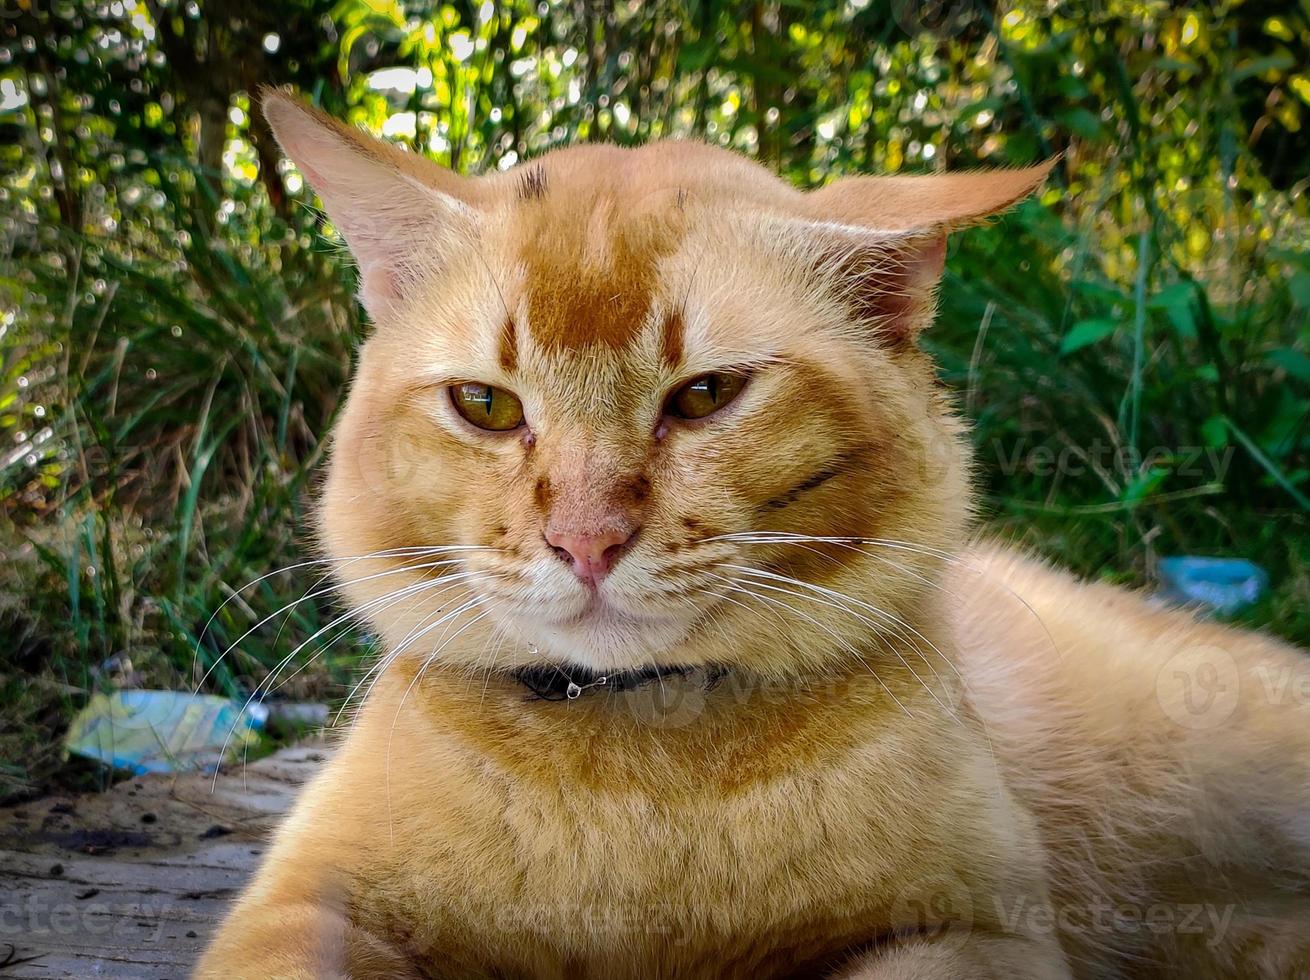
[
  {"xmin": 801, "ymin": 160, "xmax": 1057, "ymax": 346},
  {"xmin": 261, "ymin": 88, "xmax": 477, "ymax": 317}
]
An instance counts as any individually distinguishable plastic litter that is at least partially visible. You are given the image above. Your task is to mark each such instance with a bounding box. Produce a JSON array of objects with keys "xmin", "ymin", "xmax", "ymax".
[
  {"xmin": 64, "ymin": 690, "xmax": 268, "ymax": 775},
  {"xmin": 1157, "ymin": 556, "xmax": 1269, "ymax": 617}
]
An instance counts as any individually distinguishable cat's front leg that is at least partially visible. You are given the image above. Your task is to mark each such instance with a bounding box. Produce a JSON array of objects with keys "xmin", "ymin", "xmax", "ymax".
[
  {"xmin": 194, "ymin": 899, "xmax": 421, "ymax": 980},
  {"xmin": 835, "ymin": 931, "xmax": 1071, "ymax": 980}
]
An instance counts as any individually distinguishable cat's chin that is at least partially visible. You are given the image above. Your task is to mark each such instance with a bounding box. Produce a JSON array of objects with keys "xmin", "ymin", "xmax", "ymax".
[{"xmin": 503, "ymin": 602, "xmax": 699, "ymax": 673}]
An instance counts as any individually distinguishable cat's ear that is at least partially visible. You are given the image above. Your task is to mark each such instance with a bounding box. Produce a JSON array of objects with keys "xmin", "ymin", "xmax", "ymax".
[
  {"xmin": 800, "ymin": 160, "xmax": 1056, "ymax": 346},
  {"xmin": 261, "ymin": 88, "xmax": 475, "ymax": 316}
]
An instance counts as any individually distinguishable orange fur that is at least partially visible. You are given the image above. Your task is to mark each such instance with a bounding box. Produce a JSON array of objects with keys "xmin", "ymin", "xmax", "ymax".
[{"xmin": 195, "ymin": 93, "xmax": 1310, "ymax": 979}]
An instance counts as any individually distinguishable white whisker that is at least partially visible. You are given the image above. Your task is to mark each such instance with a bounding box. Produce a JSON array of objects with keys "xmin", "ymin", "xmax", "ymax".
[
  {"xmin": 707, "ymin": 531, "xmax": 1058, "ymax": 660},
  {"xmin": 212, "ymin": 572, "xmax": 494, "ymax": 791},
  {"xmin": 708, "ymin": 574, "xmax": 913, "ymax": 719},
  {"xmin": 385, "ymin": 603, "xmax": 493, "ymax": 843},
  {"xmin": 266, "ymin": 571, "xmax": 491, "ymax": 700},
  {"xmin": 194, "ymin": 555, "xmax": 485, "ymax": 693},
  {"xmin": 720, "ymin": 563, "xmax": 960, "ymax": 711},
  {"xmin": 335, "ymin": 574, "xmax": 503, "ymax": 726},
  {"xmin": 191, "ymin": 545, "xmax": 498, "ymax": 681}
]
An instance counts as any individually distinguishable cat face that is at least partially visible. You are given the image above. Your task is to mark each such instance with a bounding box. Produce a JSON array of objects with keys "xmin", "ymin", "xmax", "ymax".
[{"xmin": 264, "ymin": 92, "xmax": 1050, "ymax": 675}]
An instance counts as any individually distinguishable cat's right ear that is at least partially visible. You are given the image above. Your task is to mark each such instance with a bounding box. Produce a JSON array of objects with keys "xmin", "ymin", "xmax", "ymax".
[
  {"xmin": 261, "ymin": 88, "xmax": 475, "ymax": 317},
  {"xmin": 794, "ymin": 160, "xmax": 1056, "ymax": 348}
]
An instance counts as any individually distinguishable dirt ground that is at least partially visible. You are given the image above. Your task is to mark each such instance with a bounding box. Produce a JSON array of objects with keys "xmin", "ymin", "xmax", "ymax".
[{"xmin": 0, "ymin": 743, "xmax": 326, "ymax": 979}]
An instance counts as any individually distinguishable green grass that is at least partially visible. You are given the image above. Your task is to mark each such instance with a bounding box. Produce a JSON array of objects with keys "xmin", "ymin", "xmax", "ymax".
[
  {"xmin": 0, "ymin": 170, "xmax": 369, "ymax": 801},
  {"xmin": 936, "ymin": 195, "xmax": 1310, "ymax": 647}
]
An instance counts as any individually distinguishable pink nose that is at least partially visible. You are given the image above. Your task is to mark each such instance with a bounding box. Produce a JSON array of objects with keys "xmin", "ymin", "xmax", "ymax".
[{"xmin": 545, "ymin": 527, "xmax": 638, "ymax": 584}]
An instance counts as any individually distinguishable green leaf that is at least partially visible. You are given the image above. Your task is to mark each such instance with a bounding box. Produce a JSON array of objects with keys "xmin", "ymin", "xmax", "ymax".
[
  {"xmin": 1148, "ymin": 282, "xmax": 1196, "ymax": 337},
  {"xmin": 1289, "ymin": 272, "xmax": 1310, "ymax": 309},
  {"xmin": 1259, "ymin": 388, "xmax": 1304, "ymax": 456},
  {"xmin": 677, "ymin": 39, "xmax": 716, "ymax": 73},
  {"xmin": 1268, "ymin": 348, "xmax": 1310, "ymax": 384},
  {"xmin": 1201, "ymin": 415, "xmax": 1229, "ymax": 448},
  {"xmin": 1147, "ymin": 282, "xmax": 1195, "ymax": 309},
  {"xmin": 1152, "ymin": 56, "xmax": 1197, "ymax": 74},
  {"xmin": 1233, "ymin": 52, "xmax": 1295, "ymax": 81},
  {"xmin": 1070, "ymin": 280, "xmax": 1127, "ymax": 307},
  {"xmin": 953, "ymin": 97, "xmax": 1003, "ymax": 126},
  {"xmin": 1165, "ymin": 305, "xmax": 1196, "ymax": 338},
  {"xmin": 1059, "ymin": 318, "xmax": 1118, "ymax": 354},
  {"xmin": 1121, "ymin": 466, "xmax": 1170, "ymax": 505},
  {"xmin": 1057, "ymin": 107, "xmax": 1102, "ymax": 140},
  {"xmin": 1269, "ymin": 247, "xmax": 1310, "ymax": 269},
  {"xmin": 1226, "ymin": 416, "xmax": 1310, "ymax": 511},
  {"xmin": 1053, "ymin": 76, "xmax": 1089, "ymax": 98}
]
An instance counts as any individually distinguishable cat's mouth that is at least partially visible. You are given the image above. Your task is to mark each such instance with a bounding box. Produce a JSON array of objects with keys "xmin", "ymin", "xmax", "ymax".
[
  {"xmin": 494, "ymin": 586, "xmax": 709, "ymax": 672},
  {"xmin": 558, "ymin": 594, "xmax": 683, "ymax": 628}
]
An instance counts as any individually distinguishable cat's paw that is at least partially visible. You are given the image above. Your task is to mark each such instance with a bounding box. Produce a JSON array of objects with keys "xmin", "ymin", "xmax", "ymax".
[
  {"xmin": 833, "ymin": 935, "xmax": 1070, "ymax": 980},
  {"xmin": 194, "ymin": 901, "xmax": 420, "ymax": 980}
]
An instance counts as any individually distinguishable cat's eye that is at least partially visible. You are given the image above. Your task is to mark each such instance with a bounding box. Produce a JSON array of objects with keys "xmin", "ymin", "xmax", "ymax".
[
  {"xmin": 667, "ymin": 372, "xmax": 748, "ymax": 420},
  {"xmin": 450, "ymin": 382, "xmax": 525, "ymax": 431}
]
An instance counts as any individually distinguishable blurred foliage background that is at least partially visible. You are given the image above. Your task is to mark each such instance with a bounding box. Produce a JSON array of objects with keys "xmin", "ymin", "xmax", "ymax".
[{"xmin": 1, "ymin": 0, "xmax": 1308, "ymax": 800}]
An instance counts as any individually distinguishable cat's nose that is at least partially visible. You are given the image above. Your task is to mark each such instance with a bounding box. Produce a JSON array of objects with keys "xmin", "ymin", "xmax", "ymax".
[{"xmin": 545, "ymin": 527, "xmax": 638, "ymax": 584}]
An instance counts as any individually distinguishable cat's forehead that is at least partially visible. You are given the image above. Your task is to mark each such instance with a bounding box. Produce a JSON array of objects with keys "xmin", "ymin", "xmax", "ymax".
[
  {"xmin": 510, "ymin": 184, "xmax": 682, "ymax": 355},
  {"xmin": 491, "ymin": 142, "xmax": 796, "ymax": 356},
  {"xmin": 497, "ymin": 204, "xmax": 683, "ymax": 423}
]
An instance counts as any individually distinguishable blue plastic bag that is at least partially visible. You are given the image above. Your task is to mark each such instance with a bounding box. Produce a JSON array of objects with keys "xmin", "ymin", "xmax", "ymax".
[
  {"xmin": 1157, "ymin": 557, "xmax": 1269, "ymax": 617},
  {"xmin": 64, "ymin": 690, "xmax": 267, "ymax": 775}
]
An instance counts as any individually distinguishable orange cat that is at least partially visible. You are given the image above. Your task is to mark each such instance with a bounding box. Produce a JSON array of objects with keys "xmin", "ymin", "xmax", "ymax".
[{"xmin": 197, "ymin": 91, "xmax": 1310, "ymax": 979}]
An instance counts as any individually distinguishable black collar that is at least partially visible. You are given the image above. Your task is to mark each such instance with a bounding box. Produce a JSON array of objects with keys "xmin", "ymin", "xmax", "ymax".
[{"xmin": 511, "ymin": 662, "xmax": 726, "ymax": 702}]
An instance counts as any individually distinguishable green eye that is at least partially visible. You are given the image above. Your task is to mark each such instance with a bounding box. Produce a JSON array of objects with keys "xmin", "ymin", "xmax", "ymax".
[
  {"xmin": 450, "ymin": 382, "xmax": 525, "ymax": 431},
  {"xmin": 668, "ymin": 372, "xmax": 747, "ymax": 420}
]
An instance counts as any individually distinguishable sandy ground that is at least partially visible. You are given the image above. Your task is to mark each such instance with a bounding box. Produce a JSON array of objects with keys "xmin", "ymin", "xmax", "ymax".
[{"xmin": 0, "ymin": 743, "xmax": 326, "ymax": 979}]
